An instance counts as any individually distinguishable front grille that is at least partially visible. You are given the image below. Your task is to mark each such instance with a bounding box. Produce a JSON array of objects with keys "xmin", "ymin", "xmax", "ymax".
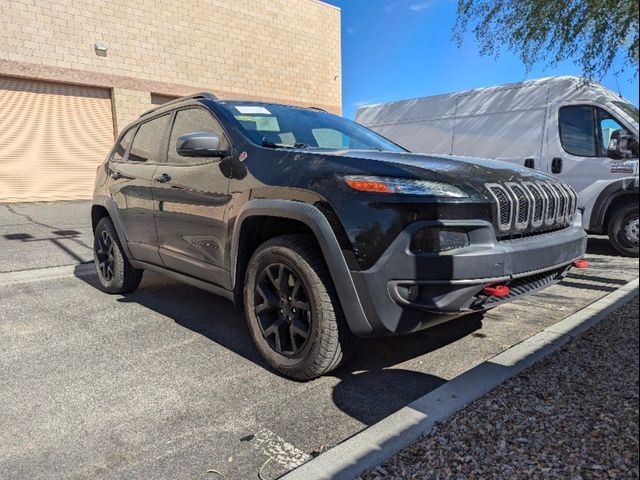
[
  {"xmin": 486, "ymin": 180, "xmax": 577, "ymax": 237},
  {"xmin": 475, "ymin": 265, "xmax": 570, "ymax": 309}
]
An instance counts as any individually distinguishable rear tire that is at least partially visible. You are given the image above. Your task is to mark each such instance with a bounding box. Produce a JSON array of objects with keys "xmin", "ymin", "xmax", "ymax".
[
  {"xmin": 244, "ymin": 234, "xmax": 356, "ymax": 380},
  {"xmin": 93, "ymin": 217, "xmax": 143, "ymax": 293},
  {"xmin": 608, "ymin": 204, "xmax": 639, "ymax": 257}
]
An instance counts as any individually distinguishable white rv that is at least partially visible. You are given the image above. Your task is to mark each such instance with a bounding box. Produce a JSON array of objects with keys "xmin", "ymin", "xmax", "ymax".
[{"xmin": 356, "ymin": 76, "xmax": 639, "ymax": 256}]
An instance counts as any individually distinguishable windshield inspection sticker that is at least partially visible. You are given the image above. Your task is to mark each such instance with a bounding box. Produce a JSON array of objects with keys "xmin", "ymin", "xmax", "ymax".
[
  {"xmin": 611, "ymin": 161, "xmax": 636, "ymax": 174},
  {"xmin": 235, "ymin": 105, "xmax": 272, "ymax": 115}
]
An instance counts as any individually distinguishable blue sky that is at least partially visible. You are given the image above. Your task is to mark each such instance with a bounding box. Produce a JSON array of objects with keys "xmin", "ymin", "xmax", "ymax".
[{"xmin": 323, "ymin": 0, "xmax": 639, "ymax": 118}]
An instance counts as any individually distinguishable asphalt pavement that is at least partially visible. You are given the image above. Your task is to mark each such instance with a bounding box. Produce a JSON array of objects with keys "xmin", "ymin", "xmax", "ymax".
[{"xmin": 0, "ymin": 201, "xmax": 638, "ymax": 480}]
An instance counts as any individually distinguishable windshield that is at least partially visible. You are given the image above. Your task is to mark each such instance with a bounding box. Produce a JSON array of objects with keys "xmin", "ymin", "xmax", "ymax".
[
  {"xmin": 613, "ymin": 101, "xmax": 639, "ymax": 124},
  {"xmin": 220, "ymin": 101, "xmax": 406, "ymax": 152}
]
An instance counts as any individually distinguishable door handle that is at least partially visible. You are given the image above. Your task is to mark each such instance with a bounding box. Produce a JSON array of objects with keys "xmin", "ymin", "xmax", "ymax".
[
  {"xmin": 551, "ymin": 157, "xmax": 563, "ymax": 174},
  {"xmin": 153, "ymin": 173, "xmax": 171, "ymax": 183},
  {"xmin": 111, "ymin": 170, "xmax": 122, "ymax": 180},
  {"xmin": 524, "ymin": 158, "xmax": 535, "ymax": 169}
]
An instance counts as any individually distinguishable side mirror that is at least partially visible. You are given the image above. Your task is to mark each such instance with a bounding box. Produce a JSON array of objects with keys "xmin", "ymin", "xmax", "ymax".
[
  {"xmin": 607, "ymin": 129, "xmax": 634, "ymax": 159},
  {"xmin": 176, "ymin": 132, "xmax": 228, "ymax": 157}
]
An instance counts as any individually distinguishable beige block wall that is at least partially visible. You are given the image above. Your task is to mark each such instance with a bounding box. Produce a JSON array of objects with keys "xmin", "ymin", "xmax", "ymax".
[
  {"xmin": 1, "ymin": 0, "xmax": 342, "ymax": 131},
  {"xmin": 111, "ymin": 88, "xmax": 152, "ymax": 133}
]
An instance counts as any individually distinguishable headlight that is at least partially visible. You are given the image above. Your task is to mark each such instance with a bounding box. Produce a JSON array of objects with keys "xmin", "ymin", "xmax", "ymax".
[{"xmin": 344, "ymin": 175, "xmax": 468, "ymax": 197}]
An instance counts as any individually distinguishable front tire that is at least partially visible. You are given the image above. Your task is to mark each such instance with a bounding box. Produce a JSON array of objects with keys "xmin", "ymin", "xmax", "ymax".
[
  {"xmin": 244, "ymin": 234, "xmax": 356, "ymax": 380},
  {"xmin": 93, "ymin": 217, "xmax": 143, "ymax": 293},
  {"xmin": 608, "ymin": 204, "xmax": 639, "ymax": 257}
]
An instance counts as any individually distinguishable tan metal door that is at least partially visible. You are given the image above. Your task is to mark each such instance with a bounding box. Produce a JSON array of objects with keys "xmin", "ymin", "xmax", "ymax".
[{"xmin": 0, "ymin": 76, "xmax": 114, "ymax": 202}]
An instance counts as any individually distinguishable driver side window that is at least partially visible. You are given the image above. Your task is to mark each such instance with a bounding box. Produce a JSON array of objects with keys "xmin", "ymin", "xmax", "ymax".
[
  {"xmin": 167, "ymin": 108, "xmax": 228, "ymax": 165},
  {"xmin": 596, "ymin": 108, "xmax": 632, "ymax": 155},
  {"xmin": 559, "ymin": 105, "xmax": 635, "ymax": 158}
]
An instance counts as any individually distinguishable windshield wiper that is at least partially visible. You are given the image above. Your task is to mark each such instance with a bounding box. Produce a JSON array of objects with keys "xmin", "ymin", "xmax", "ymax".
[{"xmin": 261, "ymin": 141, "xmax": 309, "ymax": 149}]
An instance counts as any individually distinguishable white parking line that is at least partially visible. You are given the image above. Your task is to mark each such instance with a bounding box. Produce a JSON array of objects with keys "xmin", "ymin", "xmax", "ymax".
[{"xmin": 252, "ymin": 427, "xmax": 312, "ymax": 470}]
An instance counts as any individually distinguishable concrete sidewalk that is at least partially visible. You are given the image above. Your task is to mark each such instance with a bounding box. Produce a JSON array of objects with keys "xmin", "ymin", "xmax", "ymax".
[{"xmin": 0, "ymin": 201, "xmax": 93, "ymax": 273}]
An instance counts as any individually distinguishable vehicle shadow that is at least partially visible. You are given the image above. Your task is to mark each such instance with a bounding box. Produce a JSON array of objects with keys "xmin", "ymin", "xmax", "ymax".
[
  {"xmin": 75, "ymin": 266, "xmax": 483, "ymax": 426},
  {"xmin": 328, "ymin": 313, "xmax": 483, "ymax": 425},
  {"xmin": 586, "ymin": 235, "xmax": 619, "ymax": 256}
]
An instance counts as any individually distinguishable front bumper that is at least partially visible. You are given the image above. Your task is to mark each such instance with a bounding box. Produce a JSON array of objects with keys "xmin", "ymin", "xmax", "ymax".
[{"xmin": 349, "ymin": 214, "xmax": 587, "ymax": 336}]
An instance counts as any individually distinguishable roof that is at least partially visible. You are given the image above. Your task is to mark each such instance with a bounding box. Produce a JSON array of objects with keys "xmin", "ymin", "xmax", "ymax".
[{"xmin": 356, "ymin": 76, "xmax": 629, "ymax": 127}]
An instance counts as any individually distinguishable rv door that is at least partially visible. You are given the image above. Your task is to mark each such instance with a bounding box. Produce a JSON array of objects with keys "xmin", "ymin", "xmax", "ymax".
[{"xmin": 546, "ymin": 101, "xmax": 638, "ymax": 195}]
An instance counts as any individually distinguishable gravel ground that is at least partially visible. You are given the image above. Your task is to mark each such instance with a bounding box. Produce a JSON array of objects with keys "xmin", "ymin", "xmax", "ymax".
[{"xmin": 360, "ymin": 299, "xmax": 640, "ymax": 480}]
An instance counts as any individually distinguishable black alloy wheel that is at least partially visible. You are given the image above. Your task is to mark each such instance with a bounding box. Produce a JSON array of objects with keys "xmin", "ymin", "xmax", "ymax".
[
  {"xmin": 93, "ymin": 216, "xmax": 143, "ymax": 294},
  {"xmin": 243, "ymin": 234, "xmax": 357, "ymax": 380},
  {"xmin": 95, "ymin": 229, "xmax": 116, "ymax": 282},
  {"xmin": 254, "ymin": 263, "xmax": 312, "ymax": 356}
]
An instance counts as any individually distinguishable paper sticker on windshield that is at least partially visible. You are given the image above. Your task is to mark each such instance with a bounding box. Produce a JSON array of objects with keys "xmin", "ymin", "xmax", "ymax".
[{"xmin": 235, "ymin": 106, "xmax": 272, "ymax": 115}]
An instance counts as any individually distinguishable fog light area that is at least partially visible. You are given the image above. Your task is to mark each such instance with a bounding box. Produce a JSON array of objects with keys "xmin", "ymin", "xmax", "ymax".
[{"xmin": 410, "ymin": 227, "xmax": 470, "ymax": 253}]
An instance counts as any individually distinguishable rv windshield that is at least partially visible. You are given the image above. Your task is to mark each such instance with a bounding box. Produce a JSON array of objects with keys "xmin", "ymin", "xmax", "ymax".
[{"xmin": 613, "ymin": 101, "xmax": 639, "ymax": 123}]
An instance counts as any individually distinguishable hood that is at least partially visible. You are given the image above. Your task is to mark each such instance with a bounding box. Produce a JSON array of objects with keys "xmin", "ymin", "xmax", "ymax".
[{"xmin": 317, "ymin": 149, "xmax": 557, "ymax": 185}]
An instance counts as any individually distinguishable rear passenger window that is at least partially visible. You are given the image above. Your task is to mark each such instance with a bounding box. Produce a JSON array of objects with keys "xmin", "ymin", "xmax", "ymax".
[
  {"xmin": 559, "ymin": 106, "xmax": 596, "ymax": 157},
  {"xmin": 112, "ymin": 128, "xmax": 134, "ymax": 162},
  {"xmin": 128, "ymin": 114, "xmax": 171, "ymax": 162},
  {"xmin": 167, "ymin": 108, "xmax": 229, "ymax": 164}
]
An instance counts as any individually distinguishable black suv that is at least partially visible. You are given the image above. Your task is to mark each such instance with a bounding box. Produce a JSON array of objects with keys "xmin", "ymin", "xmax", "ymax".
[{"xmin": 92, "ymin": 92, "xmax": 587, "ymax": 380}]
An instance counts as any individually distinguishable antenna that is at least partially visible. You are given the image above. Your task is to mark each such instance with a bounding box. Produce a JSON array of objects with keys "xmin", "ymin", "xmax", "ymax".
[{"xmin": 614, "ymin": 71, "xmax": 623, "ymax": 99}]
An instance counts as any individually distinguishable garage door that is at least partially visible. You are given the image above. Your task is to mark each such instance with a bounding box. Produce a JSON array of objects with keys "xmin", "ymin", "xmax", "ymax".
[{"xmin": 0, "ymin": 77, "xmax": 114, "ymax": 202}]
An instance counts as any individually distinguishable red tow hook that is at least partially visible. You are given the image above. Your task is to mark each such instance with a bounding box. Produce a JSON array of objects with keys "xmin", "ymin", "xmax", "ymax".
[
  {"xmin": 573, "ymin": 259, "xmax": 590, "ymax": 269},
  {"xmin": 483, "ymin": 285, "xmax": 510, "ymax": 297}
]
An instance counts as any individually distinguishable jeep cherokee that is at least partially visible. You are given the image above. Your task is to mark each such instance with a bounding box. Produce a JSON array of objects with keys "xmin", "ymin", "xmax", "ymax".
[{"xmin": 92, "ymin": 92, "xmax": 588, "ymax": 380}]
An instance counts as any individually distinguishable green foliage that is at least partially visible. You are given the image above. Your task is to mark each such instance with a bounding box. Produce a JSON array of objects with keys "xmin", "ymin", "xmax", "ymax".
[{"xmin": 454, "ymin": 0, "xmax": 639, "ymax": 79}]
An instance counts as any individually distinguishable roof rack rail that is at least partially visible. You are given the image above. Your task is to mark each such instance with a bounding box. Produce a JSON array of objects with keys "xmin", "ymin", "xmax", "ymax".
[
  {"xmin": 308, "ymin": 106, "xmax": 327, "ymax": 112},
  {"xmin": 139, "ymin": 92, "xmax": 218, "ymax": 118}
]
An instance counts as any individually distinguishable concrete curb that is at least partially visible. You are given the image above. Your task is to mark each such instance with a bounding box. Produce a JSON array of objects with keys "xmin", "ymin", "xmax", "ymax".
[{"xmin": 281, "ymin": 278, "xmax": 640, "ymax": 480}]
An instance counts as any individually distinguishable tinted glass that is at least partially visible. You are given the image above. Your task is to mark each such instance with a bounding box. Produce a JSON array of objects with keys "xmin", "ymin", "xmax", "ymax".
[
  {"xmin": 596, "ymin": 108, "xmax": 625, "ymax": 154},
  {"xmin": 112, "ymin": 128, "xmax": 134, "ymax": 162},
  {"xmin": 220, "ymin": 101, "xmax": 405, "ymax": 152},
  {"xmin": 128, "ymin": 114, "xmax": 171, "ymax": 162},
  {"xmin": 559, "ymin": 106, "xmax": 596, "ymax": 157},
  {"xmin": 167, "ymin": 108, "xmax": 229, "ymax": 164}
]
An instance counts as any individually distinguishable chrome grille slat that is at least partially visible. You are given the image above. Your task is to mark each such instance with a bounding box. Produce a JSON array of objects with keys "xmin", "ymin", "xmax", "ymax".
[
  {"xmin": 486, "ymin": 179, "xmax": 576, "ymax": 237},
  {"xmin": 553, "ymin": 183, "xmax": 567, "ymax": 222},
  {"xmin": 539, "ymin": 182, "xmax": 559, "ymax": 226},
  {"xmin": 523, "ymin": 182, "xmax": 545, "ymax": 228},
  {"xmin": 505, "ymin": 182, "xmax": 531, "ymax": 230},
  {"xmin": 486, "ymin": 183, "xmax": 513, "ymax": 231}
]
